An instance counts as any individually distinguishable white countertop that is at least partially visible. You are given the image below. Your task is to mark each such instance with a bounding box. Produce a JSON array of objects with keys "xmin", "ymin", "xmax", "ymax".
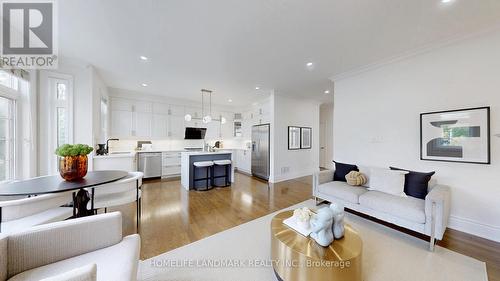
[
  {"xmin": 181, "ymin": 151, "xmax": 233, "ymax": 156},
  {"xmin": 136, "ymin": 150, "xmax": 186, "ymax": 153},
  {"xmin": 93, "ymin": 152, "xmax": 136, "ymax": 159}
]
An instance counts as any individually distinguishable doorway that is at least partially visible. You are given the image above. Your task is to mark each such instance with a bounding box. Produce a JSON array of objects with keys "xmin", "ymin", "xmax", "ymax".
[{"xmin": 319, "ymin": 103, "xmax": 333, "ymax": 169}]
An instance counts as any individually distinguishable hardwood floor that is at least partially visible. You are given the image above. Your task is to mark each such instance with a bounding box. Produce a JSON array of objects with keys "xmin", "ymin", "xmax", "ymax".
[{"xmin": 109, "ymin": 172, "xmax": 500, "ymax": 281}]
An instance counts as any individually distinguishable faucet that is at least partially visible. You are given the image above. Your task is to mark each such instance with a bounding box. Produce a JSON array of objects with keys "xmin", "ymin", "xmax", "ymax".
[{"xmin": 105, "ymin": 138, "xmax": 119, "ymax": 154}]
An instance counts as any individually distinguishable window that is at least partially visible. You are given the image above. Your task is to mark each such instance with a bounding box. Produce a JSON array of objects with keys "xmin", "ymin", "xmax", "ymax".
[
  {"xmin": 0, "ymin": 97, "xmax": 15, "ymax": 181},
  {"xmin": 47, "ymin": 76, "xmax": 73, "ymax": 173},
  {"xmin": 0, "ymin": 71, "xmax": 18, "ymax": 91}
]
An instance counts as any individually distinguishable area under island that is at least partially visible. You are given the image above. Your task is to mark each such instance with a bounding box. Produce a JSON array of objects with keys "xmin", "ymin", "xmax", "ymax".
[{"xmin": 180, "ymin": 151, "xmax": 234, "ymax": 190}]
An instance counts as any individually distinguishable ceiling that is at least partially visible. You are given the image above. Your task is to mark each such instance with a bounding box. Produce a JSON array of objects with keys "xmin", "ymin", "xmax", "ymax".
[{"xmin": 59, "ymin": 0, "xmax": 500, "ymax": 106}]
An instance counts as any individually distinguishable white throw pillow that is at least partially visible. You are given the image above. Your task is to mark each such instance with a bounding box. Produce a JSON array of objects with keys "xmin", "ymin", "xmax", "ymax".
[
  {"xmin": 367, "ymin": 168, "xmax": 408, "ymax": 197},
  {"xmin": 40, "ymin": 264, "xmax": 97, "ymax": 281}
]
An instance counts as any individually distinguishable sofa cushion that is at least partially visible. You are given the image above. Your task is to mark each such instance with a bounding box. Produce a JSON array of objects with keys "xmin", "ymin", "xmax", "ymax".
[
  {"xmin": 359, "ymin": 191, "xmax": 426, "ymax": 224},
  {"xmin": 39, "ymin": 263, "xmax": 96, "ymax": 281},
  {"xmin": 318, "ymin": 181, "xmax": 368, "ymax": 204},
  {"xmin": 390, "ymin": 167, "xmax": 435, "ymax": 200},
  {"xmin": 8, "ymin": 235, "xmax": 140, "ymax": 281},
  {"xmin": 333, "ymin": 161, "xmax": 358, "ymax": 182},
  {"xmin": 367, "ymin": 168, "xmax": 408, "ymax": 197}
]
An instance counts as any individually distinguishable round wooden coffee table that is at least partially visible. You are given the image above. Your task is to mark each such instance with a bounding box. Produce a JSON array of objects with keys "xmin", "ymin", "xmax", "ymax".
[{"xmin": 271, "ymin": 210, "xmax": 363, "ymax": 281}]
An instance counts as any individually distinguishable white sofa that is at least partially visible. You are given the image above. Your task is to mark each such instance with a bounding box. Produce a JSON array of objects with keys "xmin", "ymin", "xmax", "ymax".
[
  {"xmin": 313, "ymin": 167, "xmax": 451, "ymax": 250},
  {"xmin": 0, "ymin": 212, "xmax": 140, "ymax": 281}
]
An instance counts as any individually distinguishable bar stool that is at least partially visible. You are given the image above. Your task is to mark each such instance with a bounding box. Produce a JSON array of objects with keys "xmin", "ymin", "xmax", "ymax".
[
  {"xmin": 193, "ymin": 161, "xmax": 214, "ymax": 191},
  {"xmin": 212, "ymin": 159, "xmax": 232, "ymax": 187}
]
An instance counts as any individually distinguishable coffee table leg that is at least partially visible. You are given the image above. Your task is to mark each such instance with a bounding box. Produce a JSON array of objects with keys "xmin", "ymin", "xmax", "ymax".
[{"xmin": 74, "ymin": 188, "xmax": 93, "ymax": 217}]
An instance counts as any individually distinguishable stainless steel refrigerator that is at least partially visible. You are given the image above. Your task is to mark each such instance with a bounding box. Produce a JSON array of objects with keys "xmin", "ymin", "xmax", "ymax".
[{"xmin": 251, "ymin": 124, "xmax": 270, "ymax": 180}]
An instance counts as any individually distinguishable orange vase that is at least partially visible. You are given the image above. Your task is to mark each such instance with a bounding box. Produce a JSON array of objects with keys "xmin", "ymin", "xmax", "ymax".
[{"xmin": 59, "ymin": 155, "xmax": 88, "ymax": 181}]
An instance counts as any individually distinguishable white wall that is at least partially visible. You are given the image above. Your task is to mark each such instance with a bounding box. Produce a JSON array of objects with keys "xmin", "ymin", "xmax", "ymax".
[
  {"xmin": 271, "ymin": 94, "xmax": 320, "ymax": 183},
  {"xmin": 333, "ymin": 29, "xmax": 500, "ymax": 242},
  {"xmin": 90, "ymin": 66, "xmax": 109, "ymax": 145}
]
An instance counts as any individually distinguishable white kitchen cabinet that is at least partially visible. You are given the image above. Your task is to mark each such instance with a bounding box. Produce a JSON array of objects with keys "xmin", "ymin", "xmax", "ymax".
[
  {"xmin": 235, "ymin": 149, "xmax": 251, "ymax": 174},
  {"xmin": 241, "ymin": 111, "xmax": 253, "ymax": 139},
  {"xmin": 152, "ymin": 114, "xmax": 168, "ymax": 138},
  {"xmin": 153, "ymin": 103, "xmax": 170, "ymax": 115},
  {"xmin": 111, "ymin": 97, "xmax": 133, "ymax": 111},
  {"xmin": 169, "ymin": 105, "xmax": 185, "ymax": 116},
  {"xmin": 93, "ymin": 155, "xmax": 137, "ymax": 172},
  {"xmin": 220, "ymin": 112, "xmax": 233, "ymax": 139},
  {"xmin": 134, "ymin": 112, "xmax": 152, "ymax": 137},
  {"xmin": 162, "ymin": 152, "xmax": 181, "ymax": 178},
  {"xmin": 168, "ymin": 115, "xmax": 185, "ymax": 139},
  {"xmin": 111, "ymin": 110, "xmax": 133, "ymax": 137}
]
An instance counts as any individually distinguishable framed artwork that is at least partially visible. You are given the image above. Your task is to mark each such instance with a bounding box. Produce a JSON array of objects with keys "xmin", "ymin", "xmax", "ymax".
[
  {"xmin": 420, "ymin": 107, "xmax": 490, "ymax": 164},
  {"xmin": 300, "ymin": 127, "xmax": 312, "ymax": 149},
  {"xmin": 288, "ymin": 126, "xmax": 301, "ymax": 150}
]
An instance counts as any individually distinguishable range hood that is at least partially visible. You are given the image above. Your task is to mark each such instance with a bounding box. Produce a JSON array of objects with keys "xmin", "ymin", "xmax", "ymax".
[{"xmin": 184, "ymin": 127, "xmax": 207, "ymax": 139}]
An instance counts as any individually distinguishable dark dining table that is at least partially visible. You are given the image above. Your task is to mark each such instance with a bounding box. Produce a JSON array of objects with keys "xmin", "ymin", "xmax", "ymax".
[{"xmin": 0, "ymin": 170, "xmax": 128, "ymax": 219}]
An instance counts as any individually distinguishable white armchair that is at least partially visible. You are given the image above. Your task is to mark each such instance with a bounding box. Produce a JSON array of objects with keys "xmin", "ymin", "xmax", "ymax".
[
  {"xmin": 0, "ymin": 212, "xmax": 140, "ymax": 281},
  {"xmin": 0, "ymin": 192, "xmax": 73, "ymax": 234}
]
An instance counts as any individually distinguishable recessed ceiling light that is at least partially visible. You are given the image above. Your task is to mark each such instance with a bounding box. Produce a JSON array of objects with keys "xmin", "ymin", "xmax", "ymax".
[
  {"xmin": 441, "ymin": 0, "xmax": 454, "ymax": 3},
  {"xmin": 228, "ymin": 99, "xmax": 233, "ymax": 103},
  {"xmin": 324, "ymin": 90, "xmax": 330, "ymax": 94},
  {"xmin": 141, "ymin": 83, "xmax": 148, "ymax": 87},
  {"xmin": 306, "ymin": 62, "xmax": 314, "ymax": 67},
  {"xmin": 139, "ymin": 56, "xmax": 148, "ymax": 61},
  {"xmin": 255, "ymin": 86, "xmax": 260, "ymax": 90}
]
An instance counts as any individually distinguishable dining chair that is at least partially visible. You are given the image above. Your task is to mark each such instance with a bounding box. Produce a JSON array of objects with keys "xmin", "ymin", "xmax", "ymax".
[
  {"xmin": 0, "ymin": 192, "xmax": 73, "ymax": 234},
  {"xmin": 88, "ymin": 172, "xmax": 144, "ymax": 231}
]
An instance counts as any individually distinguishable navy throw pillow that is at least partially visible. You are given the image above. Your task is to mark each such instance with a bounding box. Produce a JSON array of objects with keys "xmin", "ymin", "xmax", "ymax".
[
  {"xmin": 390, "ymin": 167, "xmax": 435, "ymax": 199},
  {"xmin": 333, "ymin": 161, "xmax": 358, "ymax": 182}
]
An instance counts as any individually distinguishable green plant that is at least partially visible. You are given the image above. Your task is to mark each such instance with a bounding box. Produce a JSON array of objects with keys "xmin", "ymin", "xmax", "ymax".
[{"xmin": 55, "ymin": 144, "xmax": 94, "ymax": 157}]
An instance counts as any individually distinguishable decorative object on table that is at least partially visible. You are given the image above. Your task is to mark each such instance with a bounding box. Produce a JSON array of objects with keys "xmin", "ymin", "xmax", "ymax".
[
  {"xmin": 300, "ymin": 127, "xmax": 312, "ymax": 149},
  {"xmin": 272, "ymin": 211, "xmax": 363, "ymax": 281},
  {"xmin": 420, "ymin": 106, "xmax": 490, "ymax": 164},
  {"xmin": 333, "ymin": 161, "xmax": 358, "ymax": 182},
  {"xmin": 288, "ymin": 126, "xmax": 301, "ymax": 150},
  {"xmin": 55, "ymin": 144, "xmax": 94, "ymax": 181},
  {"xmin": 345, "ymin": 170, "xmax": 367, "ymax": 186},
  {"xmin": 293, "ymin": 207, "xmax": 313, "ymax": 229},
  {"xmin": 330, "ymin": 202, "xmax": 346, "ymax": 239},
  {"xmin": 96, "ymin": 144, "xmax": 107, "ymax": 155},
  {"xmin": 309, "ymin": 207, "xmax": 335, "ymax": 247}
]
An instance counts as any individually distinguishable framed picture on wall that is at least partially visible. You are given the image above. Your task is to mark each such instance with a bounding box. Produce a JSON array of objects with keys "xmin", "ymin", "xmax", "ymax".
[
  {"xmin": 288, "ymin": 126, "xmax": 301, "ymax": 150},
  {"xmin": 300, "ymin": 127, "xmax": 312, "ymax": 149},
  {"xmin": 420, "ymin": 107, "xmax": 490, "ymax": 164}
]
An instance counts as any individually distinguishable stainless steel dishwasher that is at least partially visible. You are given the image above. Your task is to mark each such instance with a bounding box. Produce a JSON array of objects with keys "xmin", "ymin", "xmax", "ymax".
[{"xmin": 138, "ymin": 152, "xmax": 162, "ymax": 179}]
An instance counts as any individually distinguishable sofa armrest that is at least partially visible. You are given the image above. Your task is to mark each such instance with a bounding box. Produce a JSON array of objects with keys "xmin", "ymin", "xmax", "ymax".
[
  {"xmin": 313, "ymin": 170, "xmax": 335, "ymax": 195},
  {"xmin": 0, "ymin": 234, "xmax": 7, "ymax": 281},
  {"xmin": 425, "ymin": 185, "xmax": 451, "ymax": 240},
  {"xmin": 7, "ymin": 212, "xmax": 123, "ymax": 277}
]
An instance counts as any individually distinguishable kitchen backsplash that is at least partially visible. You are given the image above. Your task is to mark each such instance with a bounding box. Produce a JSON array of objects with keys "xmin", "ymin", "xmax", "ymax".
[{"xmin": 107, "ymin": 139, "xmax": 251, "ymax": 152}]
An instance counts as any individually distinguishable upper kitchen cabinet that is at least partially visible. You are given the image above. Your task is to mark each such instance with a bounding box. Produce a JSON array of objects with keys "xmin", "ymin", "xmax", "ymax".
[
  {"xmin": 184, "ymin": 106, "xmax": 203, "ymax": 128},
  {"xmin": 150, "ymin": 103, "xmax": 186, "ymax": 139},
  {"xmin": 220, "ymin": 111, "xmax": 234, "ymax": 139},
  {"xmin": 110, "ymin": 97, "xmax": 152, "ymax": 138}
]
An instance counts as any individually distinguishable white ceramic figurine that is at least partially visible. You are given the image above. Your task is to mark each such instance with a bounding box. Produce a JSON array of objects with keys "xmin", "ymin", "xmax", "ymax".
[
  {"xmin": 309, "ymin": 207, "xmax": 334, "ymax": 247},
  {"xmin": 329, "ymin": 202, "xmax": 345, "ymax": 239}
]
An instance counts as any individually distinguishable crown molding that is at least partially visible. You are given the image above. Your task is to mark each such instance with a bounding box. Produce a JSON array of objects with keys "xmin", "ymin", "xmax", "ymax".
[{"xmin": 330, "ymin": 23, "xmax": 500, "ymax": 82}]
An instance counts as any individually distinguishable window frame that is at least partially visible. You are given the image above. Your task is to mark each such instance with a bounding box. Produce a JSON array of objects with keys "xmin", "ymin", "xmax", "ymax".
[{"xmin": 0, "ymin": 74, "xmax": 20, "ymax": 181}]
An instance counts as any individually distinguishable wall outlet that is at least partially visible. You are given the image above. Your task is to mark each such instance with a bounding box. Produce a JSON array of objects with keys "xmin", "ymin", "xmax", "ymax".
[{"xmin": 281, "ymin": 167, "xmax": 290, "ymax": 174}]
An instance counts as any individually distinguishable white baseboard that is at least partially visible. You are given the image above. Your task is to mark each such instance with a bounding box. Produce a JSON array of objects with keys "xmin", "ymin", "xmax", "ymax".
[
  {"xmin": 270, "ymin": 171, "xmax": 313, "ymax": 183},
  {"xmin": 448, "ymin": 215, "xmax": 500, "ymax": 243}
]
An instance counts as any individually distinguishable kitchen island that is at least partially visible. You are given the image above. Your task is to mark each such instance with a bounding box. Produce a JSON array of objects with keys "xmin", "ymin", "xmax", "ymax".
[{"xmin": 181, "ymin": 151, "xmax": 234, "ymax": 190}]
